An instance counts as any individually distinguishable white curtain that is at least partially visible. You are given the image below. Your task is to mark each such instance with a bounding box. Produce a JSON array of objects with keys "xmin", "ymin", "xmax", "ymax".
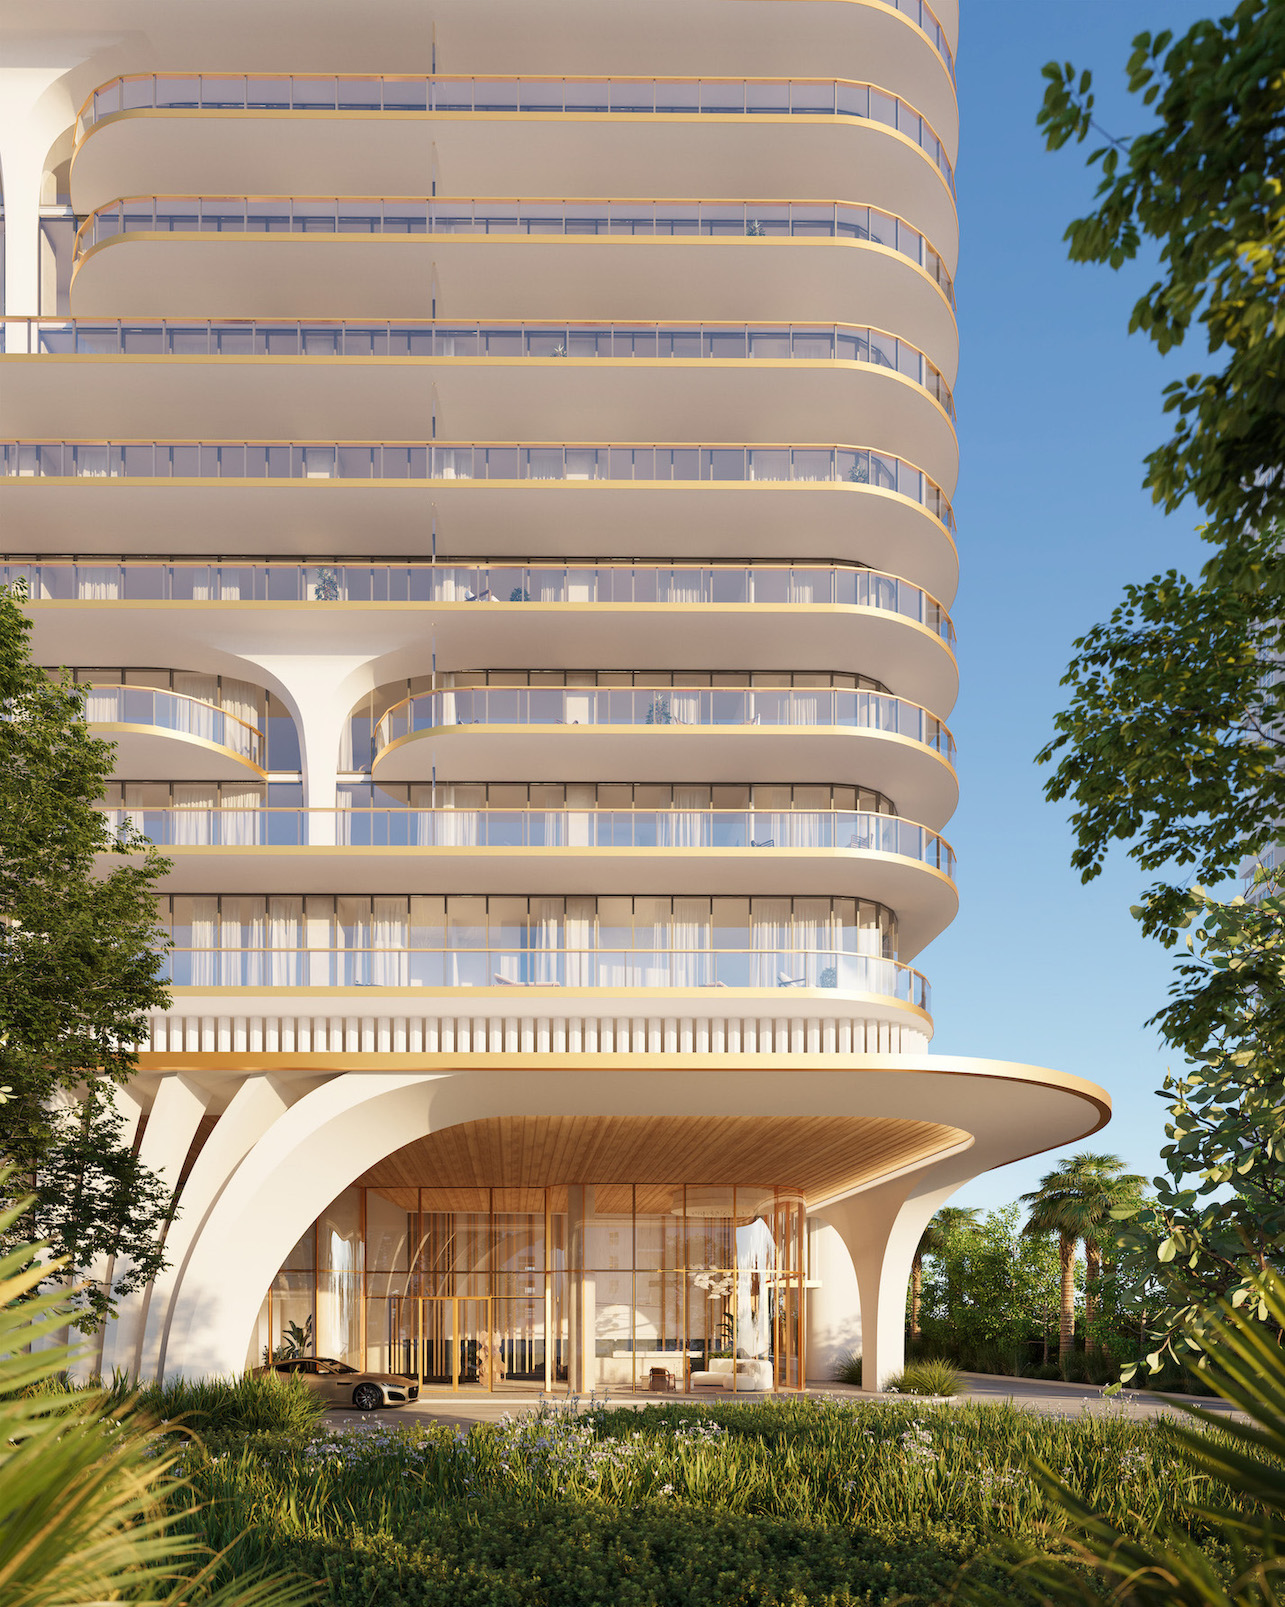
[
  {"xmin": 668, "ymin": 688, "xmax": 701, "ymax": 726},
  {"xmin": 219, "ymin": 677, "xmax": 262, "ymax": 760},
  {"xmin": 671, "ymin": 786, "xmax": 705, "ymax": 848},
  {"xmin": 171, "ymin": 672, "xmax": 219, "ymax": 745},
  {"xmin": 171, "ymin": 782, "xmax": 219, "ymax": 844},
  {"xmin": 752, "ymin": 898, "xmax": 791, "ymax": 988},
  {"xmin": 564, "ymin": 897, "xmax": 594, "ymax": 986},
  {"xmin": 219, "ymin": 897, "xmax": 262, "ymax": 986},
  {"xmin": 83, "ymin": 681, "xmax": 121, "ymax": 723},
  {"xmin": 220, "ymin": 784, "xmax": 263, "ymax": 845},
  {"xmin": 371, "ymin": 897, "xmax": 408, "ymax": 986},
  {"xmin": 269, "ymin": 897, "xmax": 302, "ymax": 986},
  {"xmin": 670, "ymin": 898, "xmax": 710, "ymax": 986},
  {"xmin": 76, "ymin": 567, "xmax": 120, "ymax": 600},
  {"xmin": 793, "ymin": 899, "xmax": 826, "ymax": 986},
  {"xmin": 529, "ymin": 898, "xmax": 563, "ymax": 986},
  {"xmin": 186, "ymin": 896, "xmax": 219, "ymax": 987},
  {"xmin": 633, "ymin": 897, "xmax": 668, "ymax": 987},
  {"xmin": 564, "ymin": 782, "xmax": 592, "ymax": 847}
]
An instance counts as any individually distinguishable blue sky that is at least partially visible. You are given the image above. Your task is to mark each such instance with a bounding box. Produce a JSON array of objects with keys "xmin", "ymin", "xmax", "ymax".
[{"xmin": 928, "ymin": 0, "xmax": 1214, "ymax": 1211}]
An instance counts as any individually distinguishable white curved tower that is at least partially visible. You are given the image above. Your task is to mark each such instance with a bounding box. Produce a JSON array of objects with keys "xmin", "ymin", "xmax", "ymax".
[{"xmin": 0, "ymin": 0, "xmax": 1108, "ymax": 1392}]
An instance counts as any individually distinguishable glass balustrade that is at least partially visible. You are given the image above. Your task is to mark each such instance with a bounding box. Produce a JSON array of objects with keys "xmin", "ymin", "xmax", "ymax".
[
  {"xmin": 77, "ymin": 74, "xmax": 954, "ymax": 190},
  {"xmin": 6, "ymin": 562, "xmax": 954, "ymax": 645},
  {"xmin": 0, "ymin": 318, "xmax": 954, "ymax": 414},
  {"xmin": 84, "ymin": 687, "xmax": 265, "ymax": 766},
  {"xmin": 374, "ymin": 688, "xmax": 955, "ymax": 764},
  {"xmin": 72, "ymin": 198, "xmax": 954, "ymax": 300},
  {"xmin": 157, "ymin": 942, "xmax": 928, "ymax": 1004},
  {"xmin": 0, "ymin": 443, "xmax": 954, "ymax": 528},
  {"xmin": 99, "ymin": 805, "xmax": 955, "ymax": 876}
]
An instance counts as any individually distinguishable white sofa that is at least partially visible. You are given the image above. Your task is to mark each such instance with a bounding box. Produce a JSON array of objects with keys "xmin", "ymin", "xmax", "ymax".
[{"xmin": 689, "ymin": 1356, "xmax": 774, "ymax": 1390}]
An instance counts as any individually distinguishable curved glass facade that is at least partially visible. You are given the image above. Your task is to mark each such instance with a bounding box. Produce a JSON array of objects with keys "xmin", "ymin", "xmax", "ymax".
[
  {"xmin": 5, "ymin": 559, "xmax": 954, "ymax": 644},
  {"xmin": 155, "ymin": 891, "xmax": 926, "ymax": 1006},
  {"xmin": 258, "ymin": 1183, "xmax": 810, "ymax": 1392}
]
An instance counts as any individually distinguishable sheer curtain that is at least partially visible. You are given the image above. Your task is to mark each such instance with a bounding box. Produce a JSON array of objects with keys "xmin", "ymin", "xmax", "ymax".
[
  {"xmin": 76, "ymin": 567, "xmax": 120, "ymax": 600},
  {"xmin": 186, "ymin": 896, "xmax": 219, "ymax": 986},
  {"xmin": 671, "ymin": 897, "xmax": 711, "ymax": 985},
  {"xmin": 371, "ymin": 897, "xmax": 408, "ymax": 985},
  {"xmin": 633, "ymin": 897, "xmax": 668, "ymax": 987},
  {"xmin": 218, "ymin": 896, "xmax": 262, "ymax": 986},
  {"xmin": 672, "ymin": 786, "xmax": 705, "ymax": 848},
  {"xmin": 752, "ymin": 898, "xmax": 791, "ymax": 987},
  {"xmin": 171, "ymin": 782, "xmax": 219, "ymax": 844},
  {"xmin": 83, "ymin": 675, "xmax": 121, "ymax": 724},
  {"xmin": 171, "ymin": 672, "xmax": 219, "ymax": 745},
  {"xmin": 564, "ymin": 896, "xmax": 594, "ymax": 985},
  {"xmin": 221, "ymin": 784, "xmax": 262, "ymax": 845},
  {"xmin": 269, "ymin": 897, "xmax": 302, "ymax": 986},
  {"xmin": 219, "ymin": 677, "xmax": 263, "ymax": 760},
  {"xmin": 530, "ymin": 898, "xmax": 563, "ymax": 986},
  {"xmin": 564, "ymin": 783, "xmax": 592, "ymax": 848},
  {"xmin": 793, "ymin": 899, "xmax": 826, "ymax": 987}
]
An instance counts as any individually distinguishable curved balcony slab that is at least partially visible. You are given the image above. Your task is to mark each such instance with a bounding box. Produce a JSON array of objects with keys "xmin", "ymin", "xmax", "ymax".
[
  {"xmin": 105, "ymin": 807, "xmax": 957, "ymax": 959},
  {"xmin": 85, "ymin": 688, "xmax": 266, "ymax": 779},
  {"xmin": 26, "ymin": 595, "xmax": 958, "ymax": 716},
  {"xmin": 0, "ymin": 322, "xmax": 956, "ymax": 482},
  {"xmin": 69, "ymin": 224, "xmax": 958, "ymax": 367},
  {"xmin": 72, "ymin": 112, "xmax": 956, "ymax": 256},
  {"xmin": 0, "ymin": 481, "xmax": 958, "ymax": 603},
  {"xmin": 369, "ymin": 702, "xmax": 958, "ymax": 830}
]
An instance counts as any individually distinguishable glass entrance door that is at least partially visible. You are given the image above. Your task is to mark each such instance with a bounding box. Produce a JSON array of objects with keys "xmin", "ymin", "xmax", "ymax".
[{"xmin": 386, "ymin": 1296, "xmax": 495, "ymax": 1390}]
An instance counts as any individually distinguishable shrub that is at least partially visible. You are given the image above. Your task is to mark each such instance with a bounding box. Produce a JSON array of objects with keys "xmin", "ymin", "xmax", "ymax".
[
  {"xmin": 135, "ymin": 1372, "xmax": 327, "ymax": 1437},
  {"xmin": 1033, "ymin": 1362, "xmax": 1063, "ymax": 1381},
  {"xmin": 833, "ymin": 1349, "xmax": 862, "ymax": 1385},
  {"xmin": 888, "ymin": 1359, "xmax": 961, "ymax": 1397}
]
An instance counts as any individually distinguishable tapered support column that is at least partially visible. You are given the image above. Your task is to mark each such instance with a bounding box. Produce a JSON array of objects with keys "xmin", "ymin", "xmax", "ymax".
[
  {"xmin": 98, "ymin": 1073, "xmax": 213, "ymax": 1381},
  {"xmin": 821, "ymin": 1177, "xmax": 961, "ymax": 1391},
  {"xmin": 140, "ymin": 1074, "xmax": 305, "ymax": 1382}
]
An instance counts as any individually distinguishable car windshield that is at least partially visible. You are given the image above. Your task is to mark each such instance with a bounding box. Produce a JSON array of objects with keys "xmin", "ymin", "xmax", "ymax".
[{"xmin": 315, "ymin": 1359, "xmax": 357, "ymax": 1375}]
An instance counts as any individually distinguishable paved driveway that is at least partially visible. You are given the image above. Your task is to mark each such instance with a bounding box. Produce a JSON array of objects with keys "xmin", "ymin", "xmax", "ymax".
[{"xmin": 320, "ymin": 1372, "xmax": 1240, "ymax": 1431}]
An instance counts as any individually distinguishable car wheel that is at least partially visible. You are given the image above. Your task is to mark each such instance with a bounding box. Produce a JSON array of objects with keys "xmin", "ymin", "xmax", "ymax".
[{"xmin": 352, "ymin": 1383, "xmax": 382, "ymax": 1411}]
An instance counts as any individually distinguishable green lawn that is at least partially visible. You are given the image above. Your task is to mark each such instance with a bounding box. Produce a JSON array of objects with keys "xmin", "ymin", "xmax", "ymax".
[{"xmin": 162, "ymin": 1394, "xmax": 1236, "ymax": 1605}]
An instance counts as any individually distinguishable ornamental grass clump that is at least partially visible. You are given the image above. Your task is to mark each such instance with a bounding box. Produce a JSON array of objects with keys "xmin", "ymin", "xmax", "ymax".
[
  {"xmin": 888, "ymin": 1358, "xmax": 961, "ymax": 1397},
  {"xmin": 0, "ymin": 1182, "xmax": 314, "ymax": 1607}
]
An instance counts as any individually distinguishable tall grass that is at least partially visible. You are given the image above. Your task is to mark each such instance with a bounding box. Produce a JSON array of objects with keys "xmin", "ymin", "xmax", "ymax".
[{"xmin": 153, "ymin": 1391, "xmax": 1246, "ymax": 1606}]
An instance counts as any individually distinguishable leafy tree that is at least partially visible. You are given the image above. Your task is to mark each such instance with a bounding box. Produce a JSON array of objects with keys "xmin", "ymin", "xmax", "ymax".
[
  {"xmin": 1113, "ymin": 876, "xmax": 1285, "ymax": 1379},
  {"xmin": 909, "ymin": 1206, "xmax": 979, "ymax": 1339},
  {"xmin": 1022, "ymin": 1154, "xmax": 1147, "ymax": 1362},
  {"xmin": 919, "ymin": 1206, "xmax": 1062, "ymax": 1372},
  {"xmin": 1035, "ymin": 2, "xmax": 1285, "ymax": 939},
  {"xmin": 0, "ymin": 585, "xmax": 174, "ymax": 1328}
]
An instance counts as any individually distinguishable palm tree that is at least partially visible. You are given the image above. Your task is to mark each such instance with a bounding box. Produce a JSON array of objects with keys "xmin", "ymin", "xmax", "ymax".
[
  {"xmin": 910, "ymin": 1206, "xmax": 980, "ymax": 1338},
  {"xmin": 1021, "ymin": 1153, "xmax": 1147, "ymax": 1362}
]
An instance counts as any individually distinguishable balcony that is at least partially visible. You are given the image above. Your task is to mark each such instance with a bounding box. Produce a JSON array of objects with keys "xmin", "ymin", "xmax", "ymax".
[
  {"xmin": 0, "ymin": 319, "xmax": 956, "ymax": 472},
  {"xmin": 83, "ymin": 686, "xmax": 266, "ymax": 778},
  {"xmin": 68, "ymin": 200, "xmax": 958, "ymax": 351},
  {"xmin": 158, "ymin": 941, "xmax": 930, "ymax": 1011},
  {"xmin": 104, "ymin": 806, "xmax": 957, "ymax": 957},
  {"xmin": 0, "ymin": 443, "xmax": 958, "ymax": 597},
  {"xmin": 13, "ymin": 560, "xmax": 958, "ymax": 710},
  {"xmin": 368, "ymin": 687, "xmax": 957, "ymax": 826},
  {"xmin": 71, "ymin": 78, "xmax": 956, "ymax": 245}
]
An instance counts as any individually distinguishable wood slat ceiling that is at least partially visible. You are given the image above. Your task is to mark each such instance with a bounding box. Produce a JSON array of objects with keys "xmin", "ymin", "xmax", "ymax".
[{"xmin": 357, "ymin": 1113, "xmax": 967, "ymax": 1201}]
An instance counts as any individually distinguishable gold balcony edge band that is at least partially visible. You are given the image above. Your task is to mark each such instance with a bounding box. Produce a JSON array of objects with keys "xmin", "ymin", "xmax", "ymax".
[{"xmin": 127, "ymin": 1049, "xmax": 1112, "ymax": 1123}]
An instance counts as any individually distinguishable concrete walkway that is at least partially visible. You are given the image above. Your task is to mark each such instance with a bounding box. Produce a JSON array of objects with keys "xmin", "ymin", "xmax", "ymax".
[{"xmin": 321, "ymin": 1372, "xmax": 1238, "ymax": 1431}]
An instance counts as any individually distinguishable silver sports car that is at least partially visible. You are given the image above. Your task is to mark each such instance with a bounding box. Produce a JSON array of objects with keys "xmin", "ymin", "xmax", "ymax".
[{"xmin": 255, "ymin": 1356, "xmax": 419, "ymax": 1409}]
